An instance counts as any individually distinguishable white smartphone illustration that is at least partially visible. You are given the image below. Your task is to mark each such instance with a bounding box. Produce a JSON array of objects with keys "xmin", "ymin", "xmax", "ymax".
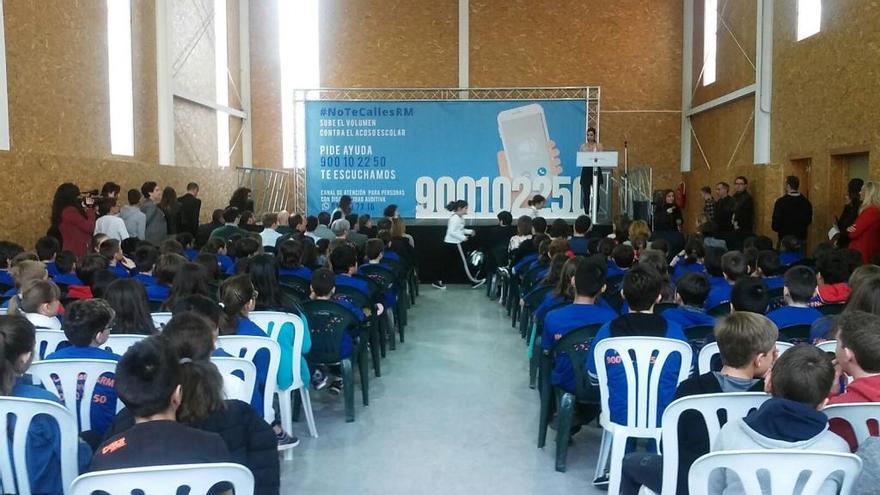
[{"xmin": 497, "ymin": 104, "xmax": 551, "ymax": 180}]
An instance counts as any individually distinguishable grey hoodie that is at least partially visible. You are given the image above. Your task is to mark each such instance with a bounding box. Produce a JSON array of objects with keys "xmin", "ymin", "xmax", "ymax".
[{"xmin": 708, "ymin": 398, "xmax": 850, "ymax": 495}]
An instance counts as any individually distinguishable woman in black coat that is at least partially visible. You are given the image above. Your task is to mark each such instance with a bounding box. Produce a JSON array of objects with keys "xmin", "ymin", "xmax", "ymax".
[{"xmin": 835, "ymin": 178, "xmax": 864, "ymax": 247}]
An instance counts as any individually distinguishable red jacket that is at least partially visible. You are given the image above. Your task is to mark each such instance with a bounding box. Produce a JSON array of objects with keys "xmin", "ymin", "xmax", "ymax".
[
  {"xmin": 59, "ymin": 206, "xmax": 96, "ymax": 258},
  {"xmin": 849, "ymin": 206, "xmax": 880, "ymax": 263},
  {"xmin": 828, "ymin": 374, "xmax": 880, "ymax": 451}
]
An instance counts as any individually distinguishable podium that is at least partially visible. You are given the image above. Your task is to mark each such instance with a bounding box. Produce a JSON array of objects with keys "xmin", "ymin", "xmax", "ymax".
[{"xmin": 576, "ymin": 151, "xmax": 619, "ymax": 221}]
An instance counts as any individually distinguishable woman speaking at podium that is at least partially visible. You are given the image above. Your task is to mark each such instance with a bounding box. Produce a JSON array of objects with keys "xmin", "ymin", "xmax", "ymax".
[{"xmin": 578, "ymin": 127, "xmax": 604, "ymax": 216}]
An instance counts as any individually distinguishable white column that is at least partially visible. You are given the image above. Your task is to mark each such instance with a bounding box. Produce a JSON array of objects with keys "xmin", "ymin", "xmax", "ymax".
[
  {"xmin": 458, "ymin": 0, "xmax": 469, "ymax": 96},
  {"xmin": 239, "ymin": 0, "xmax": 252, "ymax": 168},
  {"xmin": 754, "ymin": 0, "xmax": 773, "ymax": 164},
  {"xmin": 681, "ymin": 0, "xmax": 695, "ymax": 171},
  {"xmin": 156, "ymin": 0, "xmax": 175, "ymax": 165},
  {"xmin": 0, "ymin": 0, "xmax": 10, "ymax": 150}
]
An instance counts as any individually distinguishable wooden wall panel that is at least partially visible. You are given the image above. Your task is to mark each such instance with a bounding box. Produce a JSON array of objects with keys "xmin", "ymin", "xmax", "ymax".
[
  {"xmin": 772, "ymin": 0, "xmax": 880, "ymax": 248},
  {"xmin": 692, "ymin": 0, "xmax": 757, "ymax": 105},
  {"xmin": 469, "ymin": 0, "xmax": 683, "ymax": 190},
  {"xmin": 249, "ymin": 0, "xmax": 282, "ymax": 168},
  {"xmin": 319, "ymin": 0, "xmax": 459, "ymax": 88}
]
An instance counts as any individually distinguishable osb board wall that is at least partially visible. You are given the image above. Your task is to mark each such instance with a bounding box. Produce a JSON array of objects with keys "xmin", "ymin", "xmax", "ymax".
[
  {"xmin": 0, "ymin": 1, "xmax": 253, "ymax": 246},
  {"xmin": 691, "ymin": 0, "xmax": 757, "ymax": 105},
  {"xmin": 469, "ymin": 0, "xmax": 683, "ymax": 191},
  {"xmin": 0, "ymin": 153, "xmax": 239, "ymax": 249},
  {"xmin": 772, "ymin": 0, "xmax": 880, "ymax": 247},
  {"xmin": 249, "ymin": 0, "xmax": 283, "ymax": 168},
  {"xmin": 319, "ymin": 0, "xmax": 459, "ymax": 87}
]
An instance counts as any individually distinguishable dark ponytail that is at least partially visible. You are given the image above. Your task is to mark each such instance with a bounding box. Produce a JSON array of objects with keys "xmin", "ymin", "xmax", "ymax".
[
  {"xmin": 0, "ymin": 315, "xmax": 36, "ymax": 395},
  {"xmin": 684, "ymin": 238, "xmax": 705, "ymax": 264},
  {"xmin": 218, "ymin": 275, "xmax": 255, "ymax": 335},
  {"xmin": 528, "ymin": 194, "xmax": 546, "ymax": 207},
  {"xmin": 445, "ymin": 200, "xmax": 468, "ymax": 212},
  {"xmin": 162, "ymin": 312, "xmax": 226, "ymax": 423}
]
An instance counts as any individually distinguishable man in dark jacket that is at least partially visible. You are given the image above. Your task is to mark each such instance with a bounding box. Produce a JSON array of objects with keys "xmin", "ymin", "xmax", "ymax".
[
  {"xmin": 196, "ymin": 209, "xmax": 224, "ymax": 248},
  {"xmin": 771, "ymin": 175, "xmax": 813, "ymax": 244},
  {"xmin": 177, "ymin": 182, "xmax": 202, "ymax": 238},
  {"xmin": 714, "ymin": 182, "xmax": 736, "ymax": 235},
  {"xmin": 732, "ymin": 176, "xmax": 754, "ymax": 233},
  {"xmin": 619, "ymin": 312, "xmax": 777, "ymax": 495}
]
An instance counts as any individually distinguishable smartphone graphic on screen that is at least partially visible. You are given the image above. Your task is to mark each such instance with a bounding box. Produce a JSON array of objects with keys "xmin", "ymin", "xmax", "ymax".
[{"xmin": 497, "ymin": 104, "xmax": 551, "ymax": 180}]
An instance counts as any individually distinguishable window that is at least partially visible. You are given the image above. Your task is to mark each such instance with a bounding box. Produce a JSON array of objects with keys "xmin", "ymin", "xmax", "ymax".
[
  {"xmin": 280, "ymin": 0, "xmax": 320, "ymax": 169},
  {"xmin": 797, "ymin": 0, "xmax": 821, "ymax": 41},
  {"xmin": 703, "ymin": 0, "xmax": 717, "ymax": 86},
  {"xmin": 214, "ymin": 0, "xmax": 229, "ymax": 167},
  {"xmin": 107, "ymin": 0, "xmax": 134, "ymax": 156}
]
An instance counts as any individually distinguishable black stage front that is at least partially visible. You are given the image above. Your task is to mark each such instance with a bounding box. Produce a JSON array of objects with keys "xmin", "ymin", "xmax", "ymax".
[{"xmin": 406, "ymin": 223, "xmax": 614, "ymax": 284}]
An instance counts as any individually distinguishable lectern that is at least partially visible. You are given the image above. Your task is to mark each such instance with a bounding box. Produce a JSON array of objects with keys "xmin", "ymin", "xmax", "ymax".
[{"xmin": 576, "ymin": 151, "xmax": 619, "ymax": 221}]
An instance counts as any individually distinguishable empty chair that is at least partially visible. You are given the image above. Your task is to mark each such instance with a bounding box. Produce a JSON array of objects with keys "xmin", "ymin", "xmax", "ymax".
[
  {"xmin": 688, "ymin": 450, "xmax": 862, "ymax": 495},
  {"xmin": 35, "ymin": 329, "xmax": 68, "ymax": 359},
  {"xmin": 816, "ymin": 340, "xmax": 838, "ymax": 353},
  {"xmin": 0, "ymin": 397, "xmax": 81, "ymax": 495},
  {"xmin": 825, "ymin": 403, "xmax": 880, "ymax": 450},
  {"xmin": 70, "ymin": 462, "xmax": 254, "ymax": 495},
  {"xmin": 215, "ymin": 335, "xmax": 281, "ymax": 425},
  {"xmin": 211, "ymin": 357, "xmax": 257, "ymax": 403},
  {"xmin": 102, "ymin": 334, "xmax": 147, "ymax": 355},
  {"xmin": 593, "ymin": 337, "xmax": 693, "ymax": 495},
  {"xmin": 29, "ymin": 359, "xmax": 121, "ymax": 432},
  {"xmin": 248, "ymin": 311, "xmax": 318, "ymax": 439},
  {"xmin": 640, "ymin": 392, "xmax": 770, "ymax": 495},
  {"xmin": 698, "ymin": 341, "xmax": 793, "ymax": 375}
]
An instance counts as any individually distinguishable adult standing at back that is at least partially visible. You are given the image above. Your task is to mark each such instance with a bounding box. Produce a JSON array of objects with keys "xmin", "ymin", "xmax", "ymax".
[
  {"xmin": 120, "ymin": 189, "xmax": 146, "ymax": 240},
  {"xmin": 228, "ymin": 187, "xmax": 254, "ymax": 212},
  {"xmin": 50, "ymin": 183, "xmax": 97, "ymax": 258},
  {"xmin": 732, "ymin": 176, "xmax": 754, "ymax": 233},
  {"xmin": 140, "ymin": 181, "xmax": 167, "ymax": 245},
  {"xmin": 713, "ymin": 182, "xmax": 736, "ymax": 235},
  {"xmin": 848, "ymin": 181, "xmax": 880, "ymax": 263},
  {"xmin": 177, "ymin": 182, "xmax": 201, "ymax": 238},
  {"xmin": 159, "ymin": 186, "xmax": 180, "ymax": 236},
  {"xmin": 771, "ymin": 175, "xmax": 812, "ymax": 246}
]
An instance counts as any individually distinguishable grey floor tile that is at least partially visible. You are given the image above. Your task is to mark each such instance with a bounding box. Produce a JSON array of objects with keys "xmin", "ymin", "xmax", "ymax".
[{"xmin": 280, "ymin": 285, "xmax": 606, "ymax": 494}]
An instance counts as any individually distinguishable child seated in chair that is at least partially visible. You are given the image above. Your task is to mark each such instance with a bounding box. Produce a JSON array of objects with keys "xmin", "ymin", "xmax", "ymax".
[
  {"xmin": 663, "ymin": 272, "xmax": 715, "ymax": 329},
  {"xmin": 708, "ymin": 345, "xmax": 848, "ymax": 495},
  {"xmin": 620, "ymin": 312, "xmax": 778, "ymax": 495},
  {"xmin": 330, "ymin": 244, "xmax": 383, "ymax": 317},
  {"xmin": 766, "ymin": 266, "xmax": 823, "ymax": 331},
  {"xmin": 813, "ymin": 249, "xmax": 851, "ymax": 305},
  {"xmin": 360, "ymin": 239, "xmax": 397, "ymax": 310},
  {"xmin": 704, "ymin": 251, "xmax": 748, "ymax": 310},
  {"xmin": 52, "ymin": 250, "xmax": 83, "ymax": 286},
  {"xmin": 89, "ymin": 336, "xmax": 232, "ymax": 474},
  {"xmin": 98, "ymin": 238, "xmax": 134, "ymax": 279},
  {"xmin": 778, "ymin": 234, "xmax": 805, "ymax": 267},
  {"xmin": 607, "ymin": 244, "xmax": 634, "ymax": 279},
  {"xmin": 310, "ymin": 268, "xmax": 365, "ymax": 393},
  {"xmin": 132, "ymin": 244, "xmax": 159, "ymax": 287},
  {"xmin": 0, "ymin": 315, "xmax": 91, "ymax": 494},
  {"xmin": 45, "ymin": 299, "xmax": 120, "ymax": 440},
  {"xmin": 19, "ymin": 279, "xmax": 63, "ymax": 330},
  {"xmin": 277, "ymin": 239, "xmax": 312, "ymax": 280},
  {"xmin": 146, "ymin": 253, "xmax": 185, "ymax": 302},
  {"xmin": 543, "ymin": 255, "xmax": 616, "ymax": 394},
  {"xmin": 4, "ymin": 260, "xmax": 49, "ymax": 312},
  {"xmin": 218, "ymin": 275, "xmax": 297, "ymax": 448},
  {"xmin": 828, "ymin": 311, "xmax": 880, "ymax": 451},
  {"xmin": 755, "ymin": 249, "xmax": 784, "ymax": 290},
  {"xmin": 36, "ymin": 236, "xmax": 61, "ymax": 278},
  {"xmin": 586, "ymin": 264, "xmax": 688, "ymax": 426},
  {"xmin": 201, "ymin": 237, "xmax": 235, "ymax": 274}
]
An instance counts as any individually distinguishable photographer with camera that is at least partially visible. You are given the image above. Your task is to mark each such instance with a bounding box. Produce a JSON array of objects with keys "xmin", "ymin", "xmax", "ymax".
[{"xmin": 49, "ymin": 183, "xmax": 97, "ymax": 258}]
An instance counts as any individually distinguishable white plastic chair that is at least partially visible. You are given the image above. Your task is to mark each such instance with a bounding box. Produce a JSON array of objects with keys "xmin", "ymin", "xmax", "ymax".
[
  {"xmin": 688, "ymin": 450, "xmax": 862, "ymax": 495},
  {"xmin": 698, "ymin": 341, "xmax": 793, "ymax": 375},
  {"xmin": 70, "ymin": 462, "xmax": 254, "ymax": 495},
  {"xmin": 215, "ymin": 336, "xmax": 280, "ymax": 425},
  {"xmin": 816, "ymin": 340, "xmax": 838, "ymax": 353},
  {"xmin": 593, "ymin": 337, "xmax": 693, "ymax": 495},
  {"xmin": 35, "ymin": 329, "xmax": 68, "ymax": 359},
  {"xmin": 249, "ymin": 311, "xmax": 318, "ymax": 439},
  {"xmin": 0, "ymin": 397, "xmax": 80, "ymax": 495},
  {"xmin": 29, "ymin": 359, "xmax": 121, "ymax": 432},
  {"xmin": 149, "ymin": 312, "xmax": 172, "ymax": 330},
  {"xmin": 102, "ymin": 334, "xmax": 147, "ymax": 356},
  {"xmin": 825, "ymin": 403, "xmax": 880, "ymax": 450},
  {"xmin": 639, "ymin": 392, "xmax": 770, "ymax": 495},
  {"xmin": 211, "ymin": 357, "xmax": 257, "ymax": 403}
]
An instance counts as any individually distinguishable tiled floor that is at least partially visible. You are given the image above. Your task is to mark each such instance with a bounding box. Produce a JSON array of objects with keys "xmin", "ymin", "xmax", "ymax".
[{"xmin": 280, "ymin": 285, "xmax": 606, "ymax": 494}]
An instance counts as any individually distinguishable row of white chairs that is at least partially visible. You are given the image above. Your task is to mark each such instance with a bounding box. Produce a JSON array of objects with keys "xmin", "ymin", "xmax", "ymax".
[{"xmin": 578, "ymin": 337, "xmax": 868, "ymax": 494}]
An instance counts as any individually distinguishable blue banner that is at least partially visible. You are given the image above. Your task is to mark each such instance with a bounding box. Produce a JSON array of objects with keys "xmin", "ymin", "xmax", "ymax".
[{"xmin": 305, "ymin": 100, "xmax": 587, "ymax": 219}]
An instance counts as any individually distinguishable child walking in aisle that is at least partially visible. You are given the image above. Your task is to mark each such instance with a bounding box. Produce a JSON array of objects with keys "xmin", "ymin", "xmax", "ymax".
[{"xmin": 434, "ymin": 200, "xmax": 484, "ymax": 289}]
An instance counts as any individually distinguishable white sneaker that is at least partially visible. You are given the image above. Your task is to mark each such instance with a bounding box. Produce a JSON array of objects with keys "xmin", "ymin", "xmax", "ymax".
[
  {"xmin": 471, "ymin": 279, "xmax": 486, "ymax": 289},
  {"xmin": 432, "ymin": 281, "xmax": 446, "ymax": 290}
]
